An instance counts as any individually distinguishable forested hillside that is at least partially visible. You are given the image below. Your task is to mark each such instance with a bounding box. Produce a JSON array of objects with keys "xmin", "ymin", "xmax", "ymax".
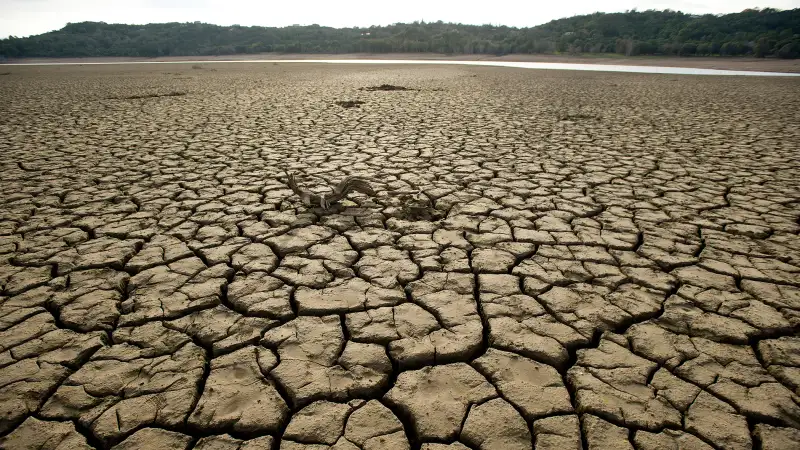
[{"xmin": 2, "ymin": 8, "xmax": 798, "ymax": 59}]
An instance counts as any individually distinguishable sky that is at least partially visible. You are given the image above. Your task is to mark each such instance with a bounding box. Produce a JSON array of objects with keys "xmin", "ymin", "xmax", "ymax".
[{"xmin": 2, "ymin": 0, "xmax": 799, "ymax": 38}]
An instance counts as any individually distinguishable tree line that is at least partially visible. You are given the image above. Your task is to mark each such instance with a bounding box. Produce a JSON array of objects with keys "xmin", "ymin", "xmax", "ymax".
[{"xmin": 1, "ymin": 8, "xmax": 798, "ymax": 59}]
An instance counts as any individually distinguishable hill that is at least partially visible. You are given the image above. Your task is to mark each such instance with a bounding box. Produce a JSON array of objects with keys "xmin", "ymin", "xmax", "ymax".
[{"xmin": 2, "ymin": 8, "xmax": 799, "ymax": 59}]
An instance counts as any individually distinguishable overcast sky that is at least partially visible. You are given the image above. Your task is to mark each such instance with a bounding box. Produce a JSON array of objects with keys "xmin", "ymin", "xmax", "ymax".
[{"xmin": 2, "ymin": 0, "xmax": 799, "ymax": 38}]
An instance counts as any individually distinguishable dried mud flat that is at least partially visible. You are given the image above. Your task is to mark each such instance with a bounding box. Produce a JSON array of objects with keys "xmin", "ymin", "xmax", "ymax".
[{"xmin": 0, "ymin": 63, "xmax": 799, "ymax": 450}]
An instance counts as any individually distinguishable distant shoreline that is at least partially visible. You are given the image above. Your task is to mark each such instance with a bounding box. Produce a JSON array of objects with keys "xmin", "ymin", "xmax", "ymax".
[{"xmin": 5, "ymin": 53, "xmax": 800, "ymax": 73}]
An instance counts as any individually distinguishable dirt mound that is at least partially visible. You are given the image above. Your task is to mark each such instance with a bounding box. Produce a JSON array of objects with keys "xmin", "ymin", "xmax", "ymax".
[
  {"xmin": 360, "ymin": 84, "xmax": 414, "ymax": 91},
  {"xmin": 336, "ymin": 100, "xmax": 365, "ymax": 108}
]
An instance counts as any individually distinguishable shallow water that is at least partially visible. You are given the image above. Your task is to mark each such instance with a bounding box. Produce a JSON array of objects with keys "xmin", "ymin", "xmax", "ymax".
[{"xmin": 4, "ymin": 58, "xmax": 800, "ymax": 77}]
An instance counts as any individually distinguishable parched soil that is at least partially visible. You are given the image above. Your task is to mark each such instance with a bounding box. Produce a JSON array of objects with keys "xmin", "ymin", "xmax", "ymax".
[{"xmin": 0, "ymin": 63, "xmax": 799, "ymax": 450}]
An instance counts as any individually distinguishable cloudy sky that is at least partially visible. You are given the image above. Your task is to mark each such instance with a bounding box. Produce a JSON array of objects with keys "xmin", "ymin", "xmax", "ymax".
[{"xmin": 2, "ymin": 0, "xmax": 798, "ymax": 38}]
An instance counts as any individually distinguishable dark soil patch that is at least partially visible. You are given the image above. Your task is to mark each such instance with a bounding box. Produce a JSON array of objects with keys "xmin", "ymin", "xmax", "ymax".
[
  {"xmin": 360, "ymin": 84, "xmax": 414, "ymax": 92},
  {"xmin": 0, "ymin": 72, "xmax": 11, "ymax": 76},
  {"xmin": 336, "ymin": 100, "xmax": 365, "ymax": 108},
  {"xmin": 559, "ymin": 113, "xmax": 599, "ymax": 121},
  {"xmin": 109, "ymin": 91, "xmax": 187, "ymax": 100}
]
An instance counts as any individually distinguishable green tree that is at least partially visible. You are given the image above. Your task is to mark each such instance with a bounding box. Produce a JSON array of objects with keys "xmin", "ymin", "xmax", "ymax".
[
  {"xmin": 777, "ymin": 42, "xmax": 798, "ymax": 58},
  {"xmin": 753, "ymin": 37, "xmax": 769, "ymax": 57},
  {"xmin": 679, "ymin": 42, "xmax": 697, "ymax": 56}
]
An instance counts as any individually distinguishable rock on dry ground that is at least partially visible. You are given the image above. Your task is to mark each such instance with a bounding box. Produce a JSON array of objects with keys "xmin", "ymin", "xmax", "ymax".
[{"xmin": 0, "ymin": 62, "xmax": 799, "ymax": 449}]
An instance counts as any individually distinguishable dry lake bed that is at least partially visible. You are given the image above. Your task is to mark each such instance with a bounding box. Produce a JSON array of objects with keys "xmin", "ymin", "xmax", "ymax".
[{"xmin": 0, "ymin": 63, "xmax": 799, "ymax": 449}]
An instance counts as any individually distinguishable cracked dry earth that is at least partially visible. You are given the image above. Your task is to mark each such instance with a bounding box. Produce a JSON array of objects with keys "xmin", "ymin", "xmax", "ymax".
[{"xmin": 0, "ymin": 63, "xmax": 799, "ymax": 450}]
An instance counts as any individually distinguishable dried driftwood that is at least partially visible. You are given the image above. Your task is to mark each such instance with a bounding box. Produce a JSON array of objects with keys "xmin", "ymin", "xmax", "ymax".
[{"xmin": 287, "ymin": 172, "xmax": 377, "ymax": 209}]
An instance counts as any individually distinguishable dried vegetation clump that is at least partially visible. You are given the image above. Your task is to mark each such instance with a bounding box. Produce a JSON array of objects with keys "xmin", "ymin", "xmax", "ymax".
[
  {"xmin": 360, "ymin": 84, "xmax": 414, "ymax": 91},
  {"xmin": 108, "ymin": 91, "xmax": 187, "ymax": 100},
  {"xmin": 335, "ymin": 100, "xmax": 365, "ymax": 108}
]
